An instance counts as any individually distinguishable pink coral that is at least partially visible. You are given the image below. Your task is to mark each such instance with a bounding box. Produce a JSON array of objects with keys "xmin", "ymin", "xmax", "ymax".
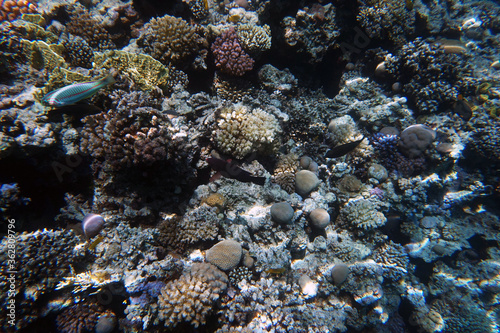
[{"xmin": 211, "ymin": 27, "xmax": 254, "ymax": 76}]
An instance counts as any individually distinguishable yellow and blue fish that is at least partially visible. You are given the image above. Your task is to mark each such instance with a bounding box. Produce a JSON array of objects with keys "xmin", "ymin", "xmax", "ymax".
[{"xmin": 41, "ymin": 74, "xmax": 115, "ymax": 107}]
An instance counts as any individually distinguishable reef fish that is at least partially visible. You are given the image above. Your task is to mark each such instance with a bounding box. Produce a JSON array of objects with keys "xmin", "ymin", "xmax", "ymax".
[
  {"xmin": 207, "ymin": 157, "xmax": 266, "ymax": 185},
  {"xmin": 42, "ymin": 74, "xmax": 115, "ymax": 107},
  {"xmin": 325, "ymin": 136, "xmax": 365, "ymax": 158}
]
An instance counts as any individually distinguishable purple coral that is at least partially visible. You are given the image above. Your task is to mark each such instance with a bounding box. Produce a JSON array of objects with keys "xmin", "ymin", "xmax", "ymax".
[{"xmin": 211, "ymin": 27, "xmax": 254, "ymax": 76}]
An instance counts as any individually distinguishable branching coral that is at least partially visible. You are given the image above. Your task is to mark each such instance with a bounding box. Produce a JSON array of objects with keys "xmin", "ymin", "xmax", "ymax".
[
  {"xmin": 357, "ymin": 0, "xmax": 415, "ymax": 45},
  {"xmin": 336, "ymin": 198, "xmax": 387, "ymax": 233},
  {"xmin": 0, "ymin": 0, "xmax": 37, "ymax": 22},
  {"xmin": 158, "ymin": 263, "xmax": 228, "ymax": 328},
  {"xmin": 215, "ymin": 103, "xmax": 281, "ymax": 159},
  {"xmin": 137, "ymin": 14, "xmax": 206, "ymax": 65},
  {"xmin": 236, "ymin": 23, "xmax": 271, "ymax": 53},
  {"xmin": 80, "ymin": 107, "xmax": 170, "ymax": 170},
  {"xmin": 67, "ymin": 11, "xmax": 115, "ymax": 50},
  {"xmin": 211, "ymin": 27, "xmax": 254, "ymax": 76}
]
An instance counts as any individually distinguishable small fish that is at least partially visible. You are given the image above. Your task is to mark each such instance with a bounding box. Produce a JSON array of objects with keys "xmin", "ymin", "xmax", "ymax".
[
  {"xmin": 42, "ymin": 74, "xmax": 115, "ymax": 107},
  {"xmin": 325, "ymin": 136, "xmax": 365, "ymax": 158},
  {"xmin": 207, "ymin": 157, "xmax": 266, "ymax": 185}
]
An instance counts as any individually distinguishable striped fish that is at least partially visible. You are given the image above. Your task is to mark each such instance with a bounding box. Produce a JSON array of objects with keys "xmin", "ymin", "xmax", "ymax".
[{"xmin": 41, "ymin": 74, "xmax": 115, "ymax": 107}]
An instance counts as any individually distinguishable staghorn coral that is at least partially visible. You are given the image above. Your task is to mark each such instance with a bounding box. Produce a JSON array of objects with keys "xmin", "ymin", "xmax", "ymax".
[
  {"xmin": 158, "ymin": 263, "xmax": 228, "ymax": 328},
  {"xmin": 0, "ymin": 0, "xmax": 37, "ymax": 22},
  {"xmin": 215, "ymin": 103, "xmax": 281, "ymax": 159},
  {"xmin": 357, "ymin": 0, "xmax": 415, "ymax": 45},
  {"xmin": 137, "ymin": 14, "xmax": 206, "ymax": 65},
  {"xmin": 67, "ymin": 11, "xmax": 115, "ymax": 50},
  {"xmin": 212, "ymin": 26, "xmax": 254, "ymax": 76},
  {"xmin": 236, "ymin": 23, "xmax": 271, "ymax": 54},
  {"xmin": 80, "ymin": 107, "xmax": 170, "ymax": 170}
]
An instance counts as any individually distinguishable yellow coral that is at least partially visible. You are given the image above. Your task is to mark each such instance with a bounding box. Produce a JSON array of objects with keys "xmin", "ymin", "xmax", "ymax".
[
  {"xmin": 93, "ymin": 50, "xmax": 171, "ymax": 92},
  {"xmin": 201, "ymin": 193, "xmax": 226, "ymax": 212},
  {"xmin": 20, "ymin": 39, "xmax": 65, "ymax": 71},
  {"xmin": 237, "ymin": 24, "xmax": 272, "ymax": 53}
]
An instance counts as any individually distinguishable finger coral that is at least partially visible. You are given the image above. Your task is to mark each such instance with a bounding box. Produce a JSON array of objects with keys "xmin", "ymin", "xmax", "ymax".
[
  {"xmin": 158, "ymin": 263, "xmax": 228, "ymax": 328},
  {"xmin": 211, "ymin": 26, "xmax": 254, "ymax": 76},
  {"xmin": 137, "ymin": 14, "xmax": 206, "ymax": 65},
  {"xmin": 215, "ymin": 103, "xmax": 281, "ymax": 159},
  {"xmin": 80, "ymin": 107, "xmax": 170, "ymax": 170},
  {"xmin": 0, "ymin": 0, "xmax": 37, "ymax": 22}
]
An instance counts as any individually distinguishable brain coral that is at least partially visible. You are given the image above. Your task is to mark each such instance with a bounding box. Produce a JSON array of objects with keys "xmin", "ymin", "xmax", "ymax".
[
  {"xmin": 137, "ymin": 14, "xmax": 206, "ymax": 65},
  {"xmin": 215, "ymin": 103, "xmax": 281, "ymax": 159},
  {"xmin": 158, "ymin": 263, "xmax": 228, "ymax": 328},
  {"xmin": 206, "ymin": 239, "xmax": 243, "ymax": 271}
]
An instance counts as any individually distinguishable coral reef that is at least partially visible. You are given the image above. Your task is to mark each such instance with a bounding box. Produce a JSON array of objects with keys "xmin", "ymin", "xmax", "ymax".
[
  {"xmin": 215, "ymin": 103, "xmax": 281, "ymax": 159},
  {"xmin": 158, "ymin": 263, "xmax": 228, "ymax": 328},
  {"xmin": 211, "ymin": 27, "xmax": 254, "ymax": 76},
  {"xmin": 0, "ymin": 0, "xmax": 37, "ymax": 21},
  {"xmin": 137, "ymin": 14, "xmax": 206, "ymax": 65},
  {"xmin": 67, "ymin": 11, "xmax": 115, "ymax": 50}
]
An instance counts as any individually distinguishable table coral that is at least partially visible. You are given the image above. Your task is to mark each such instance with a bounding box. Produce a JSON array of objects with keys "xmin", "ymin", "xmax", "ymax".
[
  {"xmin": 212, "ymin": 26, "xmax": 254, "ymax": 76},
  {"xmin": 215, "ymin": 103, "xmax": 281, "ymax": 159},
  {"xmin": 158, "ymin": 263, "xmax": 228, "ymax": 328}
]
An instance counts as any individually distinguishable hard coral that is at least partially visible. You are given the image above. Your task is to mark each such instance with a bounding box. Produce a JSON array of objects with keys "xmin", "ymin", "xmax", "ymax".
[
  {"xmin": 357, "ymin": 0, "xmax": 415, "ymax": 45},
  {"xmin": 215, "ymin": 103, "xmax": 281, "ymax": 159},
  {"xmin": 80, "ymin": 107, "xmax": 170, "ymax": 170},
  {"xmin": 56, "ymin": 302, "xmax": 112, "ymax": 333},
  {"xmin": 67, "ymin": 11, "xmax": 115, "ymax": 50},
  {"xmin": 158, "ymin": 263, "xmax": 228, "ymax": 328},
  {"xmin": 137, "ymin": 14, "xmax": 206, "ymax": 65},
  {"xmin": 0, "ymin": 0, "xmax": 37, "ymax": 22},
  {"xmin": 211, "ymin": 26, "xmax": 254, "ymax": 76}
]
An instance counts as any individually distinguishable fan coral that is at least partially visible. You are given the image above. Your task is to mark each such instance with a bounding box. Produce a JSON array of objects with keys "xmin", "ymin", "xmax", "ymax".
[
  {"xmin": 215, "ymin": 103, "xmax": 281, "ymax": 159},
  {"xmin": 236, "ymin": 23, "xmax": 271, "ymax": 53},
  {"xmin": 137, "ymin": 14, "xmax": 206, "ymax": 65},
  {"xmin": 0, "ymin": 0, "xmax": 37, "ymax": 22},
  {"xmin": 211, "ymin": 27, "xmax": 254, "ymax": 76},
  {"xmin": 158, "ymin": 263, "xmax": 228, "ymax": 328},
  {"xmin": 66, "ymin": 11, "xmax": 115, "ymax": 50},
  {"xmin": 80, "ymin": 107, "xmax": 170, "ymax": 170}
]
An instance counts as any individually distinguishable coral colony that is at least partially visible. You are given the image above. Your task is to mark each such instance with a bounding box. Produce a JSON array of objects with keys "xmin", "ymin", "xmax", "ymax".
[{"xmin": 1, "ymin": 0, "xmax": 500, "ymax": 332}]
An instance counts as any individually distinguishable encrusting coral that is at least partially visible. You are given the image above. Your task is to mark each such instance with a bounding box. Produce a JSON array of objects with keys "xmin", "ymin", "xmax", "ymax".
[
  {"xmin": 215, "ymin": 103, "xmax": 281, "ymax": 159},
  {"xmin": 158, "ymin": 263, "xmax": 228, "ymax": 328}
]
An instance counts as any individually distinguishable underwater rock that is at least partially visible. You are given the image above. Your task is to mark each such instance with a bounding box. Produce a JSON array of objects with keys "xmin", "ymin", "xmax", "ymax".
[
  {"xmin": 331, "ymin": 263, "xmax": 349, "ymax": 286},
  {"xmin": 309, "ymin": 208, "xmax": 330, "ymax": 229}
]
